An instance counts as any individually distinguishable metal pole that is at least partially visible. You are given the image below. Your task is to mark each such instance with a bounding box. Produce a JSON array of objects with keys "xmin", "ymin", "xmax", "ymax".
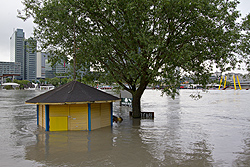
[
  {"xmin": 237, "ymin": 75, "xmax": 242, "ymax": 90},
  {"xmin": 218, "ymin": 76, "xmax": 223, "ymax": 90},
  {"xmin": 233, "ymin": 75, "xmax": 236, "ymax": 90},
  {"xmin": 223, "ymin": 76, "xmax": 227, "ymax": 88}
]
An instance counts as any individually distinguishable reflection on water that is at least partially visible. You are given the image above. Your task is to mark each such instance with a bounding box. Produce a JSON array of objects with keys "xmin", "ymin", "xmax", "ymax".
[
  {"xmin": 140, "ymin": 91, "xmax": 213, "ymax": 166},
  {"xmin": 0, "ymin": 89, "xmax": 250, "ymax": 166}
]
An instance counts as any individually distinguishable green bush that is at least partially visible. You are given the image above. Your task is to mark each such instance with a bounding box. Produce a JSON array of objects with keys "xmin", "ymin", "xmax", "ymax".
[{"xmin": 4, "ymin": 85, "xmax": 13, "ymax": 90}]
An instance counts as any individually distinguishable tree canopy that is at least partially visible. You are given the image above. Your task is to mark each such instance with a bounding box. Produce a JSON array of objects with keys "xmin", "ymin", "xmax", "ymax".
[{"xmin": 20, "ymin": 0, "xmax": 248, "ymax": 118}]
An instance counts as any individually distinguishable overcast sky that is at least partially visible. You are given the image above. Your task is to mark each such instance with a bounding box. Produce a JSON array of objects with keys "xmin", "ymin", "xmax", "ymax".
[{"xmin": 0, "ymin": 0, "xmax": 250, "ymax": 65}]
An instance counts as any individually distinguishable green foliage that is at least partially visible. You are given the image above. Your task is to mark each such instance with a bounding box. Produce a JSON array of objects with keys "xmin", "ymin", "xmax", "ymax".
[
  {"xmin": 50, "ymin": 77, "xmax": 60, "ymax": 87},
  {"xmin": 13, "ymin": 79, "xmax": 30, "ymax": 89},
  {"xmin": 4, "ymin": 85, "xmax": 14, "ymax": 90},
  {"xmin": 39, "ymin": 79, "xmax": 45, "ymax": 84},
  {"xmin": 60, "ymin": 78, "xmax": 68, "ymax": 85},
  {"xmin": 22, "ymin": 80, "xmax": 31, "ymax": 85},
  {"xmin": 226, "ymin": 81, "xmax": 232, "ymax": 86},
  {"xmin": 20, "ymin": 0, "xmax": 247, "ymax": 116},
  {"xmin": 45, "ymin": 78, "xmax": 51, "ymax": 84},
  {"xmin": 6, "ymin": 78, "xmax": 12, "ymax": 83},
  {"xmin": 240, "ymin": 13, "xmax": 250, "ymax": 71}
]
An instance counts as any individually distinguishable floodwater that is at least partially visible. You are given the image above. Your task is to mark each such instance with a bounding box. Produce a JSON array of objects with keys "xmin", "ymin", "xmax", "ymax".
[{"xmin": 0, "ymin": 89, "xmax": 250, "ymax": 167}]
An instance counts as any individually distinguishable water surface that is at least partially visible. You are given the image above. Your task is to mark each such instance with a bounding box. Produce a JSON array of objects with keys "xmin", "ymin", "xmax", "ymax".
[{"xmin": 0, "ymin": 89, "xmax": 249, "ymax": 166}]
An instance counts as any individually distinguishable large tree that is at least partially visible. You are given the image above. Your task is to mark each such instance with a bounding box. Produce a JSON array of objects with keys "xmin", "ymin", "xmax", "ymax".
[
  {"xmin": 20, "ymin": 0, "xmax": 245, "ymax": 118},
  {"xmin": 240, "ymin": 14, "xmax": 250, "ymax": 70}
]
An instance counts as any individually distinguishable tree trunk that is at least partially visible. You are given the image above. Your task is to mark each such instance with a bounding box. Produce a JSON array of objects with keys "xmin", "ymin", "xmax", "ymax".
[
  {"xmin": 130, "ymin": 76, "xmax": 149, "ymax": 118},
  {"xmin": 132, "ymin": 93, "xmax": 142, "ymax": 118}
]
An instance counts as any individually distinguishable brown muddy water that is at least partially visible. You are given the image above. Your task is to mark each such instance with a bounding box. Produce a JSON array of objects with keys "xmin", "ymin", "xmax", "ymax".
[{"xmin": 0, "ymin": 89, "xmax": 250, "ymax": 167}]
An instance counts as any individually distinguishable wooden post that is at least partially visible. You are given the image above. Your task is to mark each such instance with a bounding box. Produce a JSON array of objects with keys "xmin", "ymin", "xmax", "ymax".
[
  {"xmin": 88, "ymin": 103, "xmax": 91, "ymax": 131},
  {"xmin": 37, "ymin": 105, "xmax": 39, "ymax": 125},
  {"xmin": 110, "ymin": 103, "xmax": 113, "ymax": 127},
  {"xmin": 45, "ymin": 105, "xmax": 50, "ymax": 131}
]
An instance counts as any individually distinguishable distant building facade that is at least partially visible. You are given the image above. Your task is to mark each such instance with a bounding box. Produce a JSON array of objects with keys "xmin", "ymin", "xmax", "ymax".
[
  {"xmin": 0, "ymin": 61, "xmax": 21, "ymax": 76},
  {"xmin": 0, "ymin": 61, "xmax": 21, "ymax": 83},
  {"xmin": 37, "ymin": 52, "xmax": 68, "ymax": 79},
  {"xmin": 24, "ymin": 39, "xmax": 37, "ymax": 81},
  {"xmin": 45, "ymin": 59, "xmax": 56, "ymax": 78},
  {"xmin": 37, "ymin": 52, "xmax": 48, "ymax": 79}
]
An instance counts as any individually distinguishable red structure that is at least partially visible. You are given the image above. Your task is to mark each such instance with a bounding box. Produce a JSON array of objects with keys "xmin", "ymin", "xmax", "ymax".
[{"xmin": 0, "ymin": 74, "xmax": 20, "ymax": 84}]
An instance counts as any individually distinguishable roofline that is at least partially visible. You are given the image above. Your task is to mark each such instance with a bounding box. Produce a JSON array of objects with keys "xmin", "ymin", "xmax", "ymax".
[{"xmin": 25, "ymin": 99, "xmax": 121, "ymax": 105}]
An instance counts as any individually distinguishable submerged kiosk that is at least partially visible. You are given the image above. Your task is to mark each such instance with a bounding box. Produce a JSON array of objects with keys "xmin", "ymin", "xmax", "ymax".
[{"xmin": 26, "ymin": 81, "xmax": 120, "ymax": 131}]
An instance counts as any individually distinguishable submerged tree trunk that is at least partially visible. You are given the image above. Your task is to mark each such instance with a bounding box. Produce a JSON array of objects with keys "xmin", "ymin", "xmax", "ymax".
[
  {"xmin": 131, "ymin": 79, "xmax": 149, "ymax": 118},
  {"xmin": 132, "ymin": 93, "xmax": 142, "ymax": 118}
]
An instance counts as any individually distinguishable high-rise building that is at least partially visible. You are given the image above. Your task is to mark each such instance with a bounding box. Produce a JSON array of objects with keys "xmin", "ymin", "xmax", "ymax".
[
  {"xmin": 10, "ymin": 29, "xmax": 25, "ymax": 79},
  {"xmin": 24, "ymin": 39, "xmax": 37, "ymax": 81},
  {"xmin": 10, "ymin": 29, "xmax": 37, "ymax": 81},
  {"xmin": 37, "ymin": 52, "xmax": 48, "ymax": 79}
]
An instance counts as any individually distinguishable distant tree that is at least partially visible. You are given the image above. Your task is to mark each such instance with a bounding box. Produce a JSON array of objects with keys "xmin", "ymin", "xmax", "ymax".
[
  {"xmin": 13, "ymin": 80, "xmax": 30, "ymax": 89},
  {"xmin": 13, "ymin": 79, "xmax": 19, "ymax": 83},
  {"xmin": 50, "ymin": 77, "xmax": 60, "ymax": 87},
  {"xmin": 60, "ymin": 78, "xmax": 68, "ymax": 85},
  {"xmin": 39, "ymin": 79, "xmax": 45, "ymax": 84},
  {"xmin": 4, "ymin": 85, "xmax": 13, "ymax": 90},
  {"xmin": 240, "ymin": 13, "xmax": 250, "ymax": 72},
  {"xmin": 22, "ymin": 80, "xmax": 30, "ymax": 86},
  {"xmin": 226, "ymin": 81, "xmax": 232, "ymax": 86},
  {"xmin": 45, "ymin": 78, "xmax": 51, "ymax": 85},
  {"xmin": 20, "ymin": 0, "xmax": 248, "ymax": 118},
  {"xmin": 6, "ymin": 78, "xmax": 12, "ymax": 83},
  {"xmin": 242, "ymin": 73, "xmax": 250, "ymax": 80},
  {"xmin": 81, "ymin": 71, "xmax": 101, "ymax": 86}
]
